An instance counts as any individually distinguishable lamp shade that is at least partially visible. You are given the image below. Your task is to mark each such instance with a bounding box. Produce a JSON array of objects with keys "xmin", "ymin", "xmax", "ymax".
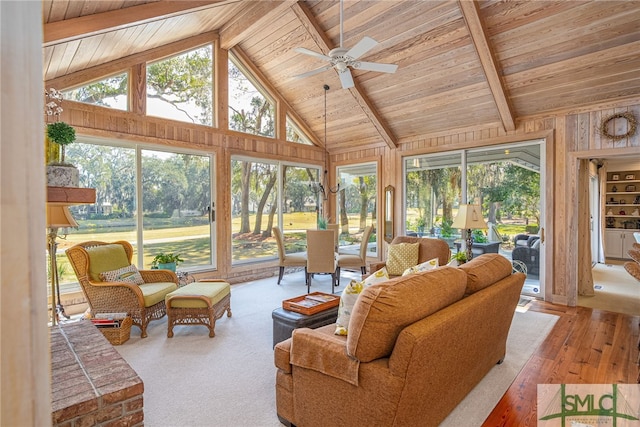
[
  {"xmin": 46, "ymin": 205, "xmax": 78, "ymax": 228},
  {"xmin": 451, "ymin": 204, "xmax": 487, "ymax": 230}
]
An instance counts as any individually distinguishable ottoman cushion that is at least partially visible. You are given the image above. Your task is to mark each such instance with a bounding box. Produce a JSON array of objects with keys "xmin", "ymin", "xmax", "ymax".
[{"xmin": 166, "ymin": 282, "xmax": 230, "ymax": 308}]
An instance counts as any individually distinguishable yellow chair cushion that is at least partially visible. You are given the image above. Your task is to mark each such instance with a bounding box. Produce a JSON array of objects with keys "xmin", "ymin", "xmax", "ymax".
[
  {"xmin": 86, "ymin": 244, "xmax": 130, "ymax": 282},
  {"xmin": 166, "ymin": 281, "xmax": 230, "ymax": 309},
  {"xmin": 386, "ymin": 242, "xmax": 419, "ymax": 276},
  {"xmin": 139, "ymin": 282, "xmax": 178, "ymax": 307}
]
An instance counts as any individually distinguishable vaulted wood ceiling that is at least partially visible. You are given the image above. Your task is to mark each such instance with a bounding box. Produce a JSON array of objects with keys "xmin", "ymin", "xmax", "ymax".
[{"xmin": 42, "ymin": 0, "xmax": 640, "ymax": 154}]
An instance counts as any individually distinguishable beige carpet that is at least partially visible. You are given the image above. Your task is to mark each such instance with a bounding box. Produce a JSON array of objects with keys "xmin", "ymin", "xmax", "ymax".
[
  {"xmin": 578, "ymin": 263, "xmax": 640, "ymax": 316},
  {"xmin": 115, "ymin": 271, "xmax": 558, "ymax": 427}
]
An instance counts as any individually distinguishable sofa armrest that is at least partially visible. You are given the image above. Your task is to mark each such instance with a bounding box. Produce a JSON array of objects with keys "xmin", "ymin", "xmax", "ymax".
[
  {"xmin": 290, "ymin": 328, "xmax": 360, "ymax": 386},
  {"xmin": 274, "ymin": 338, "xmax": 293, "ymax": 373},
  {"xmin": 369, "ymin": 261, "xmax": 386, "ymax": 273}
]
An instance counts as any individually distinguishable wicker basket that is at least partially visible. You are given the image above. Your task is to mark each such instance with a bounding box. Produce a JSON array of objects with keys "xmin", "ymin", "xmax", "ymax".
[{"xmin": 98, "ymin": 316, "xmax": 132, "ymax": 345}]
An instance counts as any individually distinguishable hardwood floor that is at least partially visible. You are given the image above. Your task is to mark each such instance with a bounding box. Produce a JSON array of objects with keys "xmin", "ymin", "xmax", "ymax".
[{"xmin": 482, "ymin": 301, "xmax": 639, "ymax": 426}]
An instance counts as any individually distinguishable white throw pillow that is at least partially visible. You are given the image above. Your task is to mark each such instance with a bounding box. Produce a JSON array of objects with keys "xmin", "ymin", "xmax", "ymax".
[
  {"xmin": 402, "ymin": 257, "xmax": 439, "ymax": 276},
  {"xmin": 335, "ymin": 267, "xmax": 389, "ymax": 336},
  {"xmin": 100, "ymin": 264, "xmax": 144, "ymax": 285}
]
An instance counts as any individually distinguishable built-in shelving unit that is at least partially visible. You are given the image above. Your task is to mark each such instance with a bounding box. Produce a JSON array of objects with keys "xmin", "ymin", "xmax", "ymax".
[{"xmin": 604, "ymin": 170, "xmax": 640, "ymax": 259}]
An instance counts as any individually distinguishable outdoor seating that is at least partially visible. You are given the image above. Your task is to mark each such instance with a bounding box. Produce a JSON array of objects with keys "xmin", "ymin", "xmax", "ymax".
[
  {"xmin": 511, "ymin": 235, "xmax": 541, "ymax": 276},
  {"xmin": 65, "ymin": 240, "xmax": 178, "ymax": 338}
]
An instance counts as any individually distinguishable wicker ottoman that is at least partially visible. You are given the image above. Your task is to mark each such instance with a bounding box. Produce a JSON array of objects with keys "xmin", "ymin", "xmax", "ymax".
[{"xmin": 165, "ymin": 280, "xmax": 232, "ymax": 338}]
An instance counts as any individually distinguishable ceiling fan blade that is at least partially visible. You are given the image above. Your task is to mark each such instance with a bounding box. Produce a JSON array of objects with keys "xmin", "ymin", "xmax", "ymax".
[
  {"xmin": 294, "ymin": 47, "xmax": 331, "ymax": 62},
  {"xmin": 338, "ymin": 69, "xmax": 354, "ymax": 89},
  {"xmin": 294, "ymin": 64, "xmax": 333, "ymax": 79},
  {"xmin": 345, "ymin": 36, "xmax": 378, "ymax": 60},
  {"xmin": 354, "ymin": 61, "xmax": 398, "ymax": 74}
]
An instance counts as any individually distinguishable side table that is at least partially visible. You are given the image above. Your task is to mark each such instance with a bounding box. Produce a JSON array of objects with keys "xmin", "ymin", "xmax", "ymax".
[{"xmin": 272, "ymin": 306, "xmax": 339, "ymax": 348}]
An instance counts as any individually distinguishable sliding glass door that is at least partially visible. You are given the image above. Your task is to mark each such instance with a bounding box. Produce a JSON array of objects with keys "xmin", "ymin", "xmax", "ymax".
[{"xmin": 404, "ymin": 141, "xmax": 544, "ymax": 297}]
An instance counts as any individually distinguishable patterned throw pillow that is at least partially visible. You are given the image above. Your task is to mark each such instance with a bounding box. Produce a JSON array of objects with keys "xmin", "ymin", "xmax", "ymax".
[
  {"xmin": 100, "ymin": 264, "xmax": 145, "ymax": 285},
  {"xmin": 386, "ymin": 242, "xmax": 420, "ymax": 276},
  {"xmin": 402, "ymin": 257, "xmax": 439, "ymax": 276},
  {"xmin": 335, "ymin": 267, "xmax": 389, "ymax": 336}
]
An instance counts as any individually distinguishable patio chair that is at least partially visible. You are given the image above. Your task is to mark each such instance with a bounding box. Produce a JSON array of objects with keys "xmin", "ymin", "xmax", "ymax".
[
  {"xmin": 66, "ymin": 240, "xmax": 178, "ymax": 338},
  {"xmin": 272, "ymin": 226, "xmax": 307, "ymax": 285},
  {"xmin": 511, "ymin": 235, "xmax": 541, "ymax": 276}
]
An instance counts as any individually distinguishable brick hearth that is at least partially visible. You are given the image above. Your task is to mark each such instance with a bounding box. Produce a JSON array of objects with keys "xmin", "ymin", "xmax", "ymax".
[{"xmin": 51, "ymin": 321, "xmax": 143, "ymax": 426}]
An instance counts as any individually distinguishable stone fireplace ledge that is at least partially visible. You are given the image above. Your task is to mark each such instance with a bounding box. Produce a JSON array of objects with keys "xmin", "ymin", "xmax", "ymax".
[{"xmin": 51, "ymin": 321, "xmax": 143, "ymax": 426}]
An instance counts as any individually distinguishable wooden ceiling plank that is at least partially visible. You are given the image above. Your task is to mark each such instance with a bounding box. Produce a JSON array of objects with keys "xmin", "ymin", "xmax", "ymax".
[
  {"xmin": 44, "ymin": 1, "xmax": 231, "ymax": 47},
  {"xmin": 291, "ymin": 1, "xmax": 397, "ymax": 149},
  {"xmin": 220, "ymin": 1, "xmax": 297, "ymax": 50},
  {"xmin": 458, "ymin": 0, "xmax": 515, "ymax": 132}
]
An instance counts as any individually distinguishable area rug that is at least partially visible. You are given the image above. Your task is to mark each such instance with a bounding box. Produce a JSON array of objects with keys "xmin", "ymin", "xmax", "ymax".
[
  {"xmin": 115, "ymin": 272, "xmax": 558, "ymax": 427},
  {"xmin": 579, "ymin": 263, "xmax": 640, "ymax": 316}
]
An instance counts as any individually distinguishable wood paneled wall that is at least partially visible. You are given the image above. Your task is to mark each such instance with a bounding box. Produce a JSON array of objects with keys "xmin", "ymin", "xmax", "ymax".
[{"xmin": 333, "ymin": 99, "xmax": 640, "ymax": 305}]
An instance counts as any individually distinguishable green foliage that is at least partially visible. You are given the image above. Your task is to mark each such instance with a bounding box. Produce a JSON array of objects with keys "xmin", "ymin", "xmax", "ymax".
[
  {"xmin": 472, "ymin": 229, "xmax": 488, "ymax": 243},
  {"xmin": 525, "ymin": 225, "xmax": 540, "ymax": 234},
  {"xmin": 440, "ymin": 218, "xmax": 454, "ymax": 238},
  {"xmin": 451, "ymin": 251, "xmax": 467, "ymax": 263},
  {"xmin": 151, "ymin": 252, "xmax": 184, "ymax": 268},
  {"xmin": 317, "ymin": 216, "xmax": 327, "ymax": 230},
  {"xmin": 47, "ymin": 122, "xmax": 76, "ymax": 145}
]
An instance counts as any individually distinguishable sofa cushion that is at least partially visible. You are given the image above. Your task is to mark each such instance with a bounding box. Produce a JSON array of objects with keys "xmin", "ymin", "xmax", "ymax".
[
  {"xmin": 335, "ymin": 267, "xmax": 389, "ymax": 336},
  {"xmin": 459, "ymin": 253, "xmax": 513, "ymax": 295},
  {"xmin": 86, "ymin": 244, "xmax": 131, "ymax": 282},
  {"xmin": 346, "ymin": 266, "xmax": 467, "ymax": 362},
  {"xmin": 386, "ymin": 242, "xmax": 419, "ymax": 275},
  {"xmin": 402, "ymin": 257, "xmax": 439, "ymax": 276}
]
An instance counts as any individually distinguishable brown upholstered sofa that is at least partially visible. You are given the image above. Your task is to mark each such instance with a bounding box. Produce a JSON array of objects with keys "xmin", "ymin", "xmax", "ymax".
[
  {"xmin": 274, "ymin": 254, "xmax": 524, "ymax": 427},
  {"xmin": 369, "ymin": 235, "xmax": 451, "ymax": 277}
]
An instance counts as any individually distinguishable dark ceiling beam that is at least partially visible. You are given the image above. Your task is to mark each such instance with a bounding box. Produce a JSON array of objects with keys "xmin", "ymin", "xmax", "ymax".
[
  {"xmin": 458, "ymin": 0, "xmax": 515, "ymax": 132},
  {"xmin": 291, "ymin": 1, "xmax": 398, "ymax": 149},
  {"xmin": 220, "ymin": 1, "xmax": 297, "ymax": 50},
  {"xmin": 43, "ymin": 1, "xmax": 232, "ymax": 47}
]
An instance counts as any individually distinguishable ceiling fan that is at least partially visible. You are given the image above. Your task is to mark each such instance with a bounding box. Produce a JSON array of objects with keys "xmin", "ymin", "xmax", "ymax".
[{"xmin": 293, "ymin": 0, "xmax": 398, "ymax": 89}]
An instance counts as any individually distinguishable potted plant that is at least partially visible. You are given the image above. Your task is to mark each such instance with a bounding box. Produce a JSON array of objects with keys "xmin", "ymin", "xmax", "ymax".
[
  {"xmin": 46, "ymin": 121, "xmax": 76, "ymax": 165},
  {"xmin": 151, "ymin": 253, "xmax": 184, "ymax": 272},
  {"xmin": 450, "ymin": 251, "xmax": 467, "ymax": 266},
  {"xmin": 46, "ymin": 121, "xmax": 79, "ymax": 187}
]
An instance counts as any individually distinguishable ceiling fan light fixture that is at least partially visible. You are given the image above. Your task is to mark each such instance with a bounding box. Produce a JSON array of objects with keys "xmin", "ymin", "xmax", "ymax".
[{"xmin": 292, "ymin": 0, "xmax": 398, "ymax": 89}]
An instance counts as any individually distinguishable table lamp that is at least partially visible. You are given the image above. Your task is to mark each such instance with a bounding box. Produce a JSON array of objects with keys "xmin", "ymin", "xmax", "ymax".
[
  {"xmin": 451, "ymin": 204, "xmax": 488, "ymax": 262},
  {"xmin": 47, "ymin": 204, "xmax": 78, "ymax": 324}
]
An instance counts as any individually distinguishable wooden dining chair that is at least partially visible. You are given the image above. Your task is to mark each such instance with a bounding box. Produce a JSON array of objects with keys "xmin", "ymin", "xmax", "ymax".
[
  {"xmin": 306, "ymin": 229, "xmax": 338, "ymax": 294},
  {"xmin": 337, "ymin": 225, "xmax": 373, "ymax": 286},
  {"xmin": 273, "ymin": 226, "xmax": 307, "ymax": 285}
]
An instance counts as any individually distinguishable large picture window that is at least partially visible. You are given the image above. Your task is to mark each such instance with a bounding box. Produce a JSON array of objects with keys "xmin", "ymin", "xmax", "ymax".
[
  {"xmin": 404, "ymin": 141, "xmax": 543, "ymax": 296},
  {"xmin": 56, "ymin": 140, "xmax": 215, "ymax": 289},
  {"xmin": 63, "ymin": 72, "xmax": 129, "ymax": 111},
  {"xmin": 146, "ymin": 45, "xmax": 213, "ymax": 126},
  {"xmin": 231, "ymin": 156, "xmax": 320, "ymax": 264},
  {"xmin": 228, "ymin": 54, "xmax": 275, "ymax": 137},
  {"xmin": 336, "ymin": 163, "xmax": 378, "ymax": 256}
]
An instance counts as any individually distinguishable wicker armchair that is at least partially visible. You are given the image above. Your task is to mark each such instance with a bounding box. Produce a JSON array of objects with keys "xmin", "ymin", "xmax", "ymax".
[{"xmin": 66, "ymin": 240, "xmax": 178, "ymax": 338}]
